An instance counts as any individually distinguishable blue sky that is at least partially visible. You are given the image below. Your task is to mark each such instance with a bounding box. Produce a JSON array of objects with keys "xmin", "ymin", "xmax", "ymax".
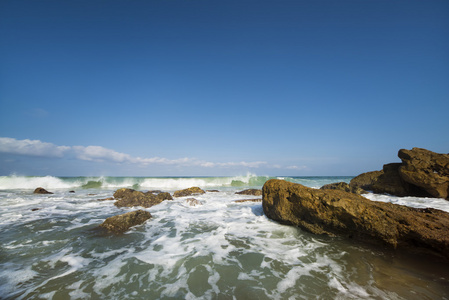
[{"xmin": 1, "ymin": 0, "xmax": 448, "ymax": 176}]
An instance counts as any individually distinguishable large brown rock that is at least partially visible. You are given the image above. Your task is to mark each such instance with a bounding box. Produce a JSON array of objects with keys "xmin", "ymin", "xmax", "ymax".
[
  {"xmin": 113, "ymin": 188, "xmax": 172, "ymax": 208},
  {"xmin": 262, "ymin": 179, "xmax": 449, "ymax": 259},
  {"xmin": 398, "ymin": 148, "xmax": 449, "ymax": 199},
  {"xmin": 99, "ymin": 210, "xmax": 152, "ymax": 234},
  {"xmin": 173, "ymin": 187, "xmax": 205, "ymax": 197}
]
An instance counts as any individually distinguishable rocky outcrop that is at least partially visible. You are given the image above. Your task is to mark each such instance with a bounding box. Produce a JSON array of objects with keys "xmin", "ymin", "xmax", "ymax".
[
  {"xmin": 235, "ymin": 189, "xmax": 262, "ymax": 196},
  {"xmin": 99, "ymin": 210, "xmax": 152, "ymax": 234},
  {"xmin": 173, "ymin": 187, "xmax": 205, "ymax": 197},
  {"xmin": 33, "ymin": 187, "xmax": 53, "ymax": 194},
  {"xmin": 350, "ymin": 148, "xmax": 449, "ymax": 199},
  {"xmin": 262, "ymin": 179, "xmax": 449, "ymax": 259},
  {"xmin": 113, "ymin": 188, "xmax": 172, "ymax": 208},
  {"xmin": 321, "ymin": 182, "xmax": 366, "ymax": 195},
  {"xmin": 398, "ymin": 148, "xmax": 449, "ymax": 199}
]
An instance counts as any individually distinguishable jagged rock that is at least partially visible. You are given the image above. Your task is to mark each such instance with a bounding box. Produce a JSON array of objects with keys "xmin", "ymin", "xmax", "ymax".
[
  {"xmin": 33, "ymin": 187, "xmax": 53, "ymax": 194},
  {"xmin": 370, "ymin": 163, "xmax": 413, "ymax": 197},
  {"xmin": 262, "ymin": 179, "xmax": 449, "ymax": 259},
  {"xmin": 234, "ymin": 199, "xmax": 262, "ymax": 203},
  {"xmin": 349, "ymin": 170, "xmax": 383, "ymax": 192},
  {"xmin": 235, "ymin": 189, "xmax": 262, "ymax": 196},
  {"xmin": 99, "ymin": 210, "xmax": 152, "ymax": 234},
  {"xmin": 320, "ymin": 182, "xmax": 366, "ymax": 195},
  {"xmin": 113, "ymin": 188, "xmax": 172, "ymax": 208},
  {"xmin": 173, "ymin": 187, "xmax": 205, "ymax": 197},
  {"xmin": 185, "ymin": 198, "xmax": 203, "ymax": 206},
  {"xmin": 398, "ymin": 148, "xmax": 449, "ymax": 199}
]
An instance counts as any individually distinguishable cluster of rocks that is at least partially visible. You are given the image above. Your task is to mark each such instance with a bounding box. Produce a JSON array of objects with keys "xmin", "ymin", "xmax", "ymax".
[{"xmin": 262, "ymin": 148, "xmax": 449, "ymax": 260}]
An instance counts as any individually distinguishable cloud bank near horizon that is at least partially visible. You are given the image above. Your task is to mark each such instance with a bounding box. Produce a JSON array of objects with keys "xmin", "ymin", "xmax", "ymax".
[{"xmin": 0, "ymin": 137, "xmax": 304, "ymax": 171}]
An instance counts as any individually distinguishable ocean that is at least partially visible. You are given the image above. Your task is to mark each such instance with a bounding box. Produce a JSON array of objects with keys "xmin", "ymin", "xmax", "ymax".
[{"xmin": 1, "ymin": 175, "xmax": 448, "ymax": 299}]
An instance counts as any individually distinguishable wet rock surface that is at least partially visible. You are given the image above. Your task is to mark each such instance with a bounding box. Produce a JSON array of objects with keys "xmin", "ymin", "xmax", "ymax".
[
  {"xmin": 99, "ymin": 209, "xmax": 152, "ymax": 234},
  {"xmin": 263, "ymin": 179, "xmax": 449, "ymax": 260}
]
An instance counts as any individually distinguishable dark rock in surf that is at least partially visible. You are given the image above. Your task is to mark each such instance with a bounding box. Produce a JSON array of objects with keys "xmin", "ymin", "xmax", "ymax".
[
  {"xmin": 113, "ymin": 188, "xmax": 172, "ymax": 208},
  {"xmin": 173, "ymin": 187, "xmax": 205, "ymax": 197},
  {"xmin": 33, "ymin": 187, "xmax": 53, "ymax": 194},
  {"xmin": 235, "ymin": 189, "xmax": 262, "ymax": 196},
  {"xmin": 99, "ymin": 209, "xmax": 152, "ymax": 234},
  {"xmin": 207, "ymin": 190, "xmax": 219, "ymax": 193},
  {"xmin": 320, "ymin": 182, "xmax": 366, "ymax": 195},
  {"xmin": 262, "ymin": 179, "xmax": 449, "ymax": 260}
]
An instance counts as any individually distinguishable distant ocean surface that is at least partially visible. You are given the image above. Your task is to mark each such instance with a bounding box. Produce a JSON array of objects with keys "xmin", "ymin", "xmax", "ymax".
[{"xmin": 1, "ymin": 175, "xmax": 449, "ymax": 299}]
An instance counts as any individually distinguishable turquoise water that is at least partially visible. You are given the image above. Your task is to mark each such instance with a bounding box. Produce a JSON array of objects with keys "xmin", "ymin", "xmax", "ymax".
[{"xmin": 1, "ymin": 175, "xmax": 448, "ymax": 299}]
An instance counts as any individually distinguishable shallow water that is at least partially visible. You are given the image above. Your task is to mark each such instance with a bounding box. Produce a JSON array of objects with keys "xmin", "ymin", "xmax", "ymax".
[{"xmin": 1, "ymin": 175, "xmax": 448, "ymax": 299}]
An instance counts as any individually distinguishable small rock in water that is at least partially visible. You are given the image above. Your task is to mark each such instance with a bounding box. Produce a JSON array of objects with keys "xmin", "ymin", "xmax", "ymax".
[
  {"xmin": 33, "ymin": 187, "xmax": 53, "ymax": 194},
  {"xmin": 31, "ymin": 208, "xmax": 40, "ymax": 211},
  {"xmin": 234, "ymin": 199, "xmax": 262, "ymax": 203},
  {"xmin": 99, "ymin": 210, "xmax": 152, "ymax": 234},
  {"xmin": 235, "ymin": 189, "xmax": 262, "ymax": 196},
  {"xmin": 69, "ymin": 190, "xmax": 75, "ymax": 193},
  {"xmin": 173, "ymin": 187, "xmax": 205, "ymax": 197}
]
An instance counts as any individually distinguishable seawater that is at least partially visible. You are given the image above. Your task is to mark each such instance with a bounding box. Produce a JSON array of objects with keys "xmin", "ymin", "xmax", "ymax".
[{"xmin": 1, "ymin": 175, "xmax": 449, "ymax": 299}]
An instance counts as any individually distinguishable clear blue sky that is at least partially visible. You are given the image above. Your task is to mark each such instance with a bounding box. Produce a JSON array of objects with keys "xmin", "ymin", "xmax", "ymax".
[{"xmin": 1, "ymin": 0, "xmax": 448, "ymax": 176}]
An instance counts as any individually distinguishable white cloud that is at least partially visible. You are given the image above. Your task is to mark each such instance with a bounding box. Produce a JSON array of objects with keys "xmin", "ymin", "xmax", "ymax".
[
  {"xmin": 0, "ymin": 137, "xmax": 69, "ymax": 158},
  {"xmin": 0, "ymin": 137, "xmax": 272, "ymax": 169}
]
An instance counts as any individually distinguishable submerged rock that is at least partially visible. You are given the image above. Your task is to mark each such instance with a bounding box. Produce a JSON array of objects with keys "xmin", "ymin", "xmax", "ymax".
[
  {"xmin": 173, "ymin": 187, "xmax": 205, "ymax": 197},
  {"xmin": 235, "ymin": 189, "xmax": 262, "ymax": 196},
  {"xmin": 263, "ymin": 179, "xmax": 449, "ymax": 259},
  {"xmin": 33, "ymin": 187, "xmax": 53, "ymax": 194},
  {"xmin": 320, "ymin": 182, "xmax": 366, "ymax": 195},
  {"xmin": 185, "ymin": 198, "xmax": 203, "ymax": 206},
  {"xmin": 99, "ymin": 210, "xmax": 152, "ymax": 234},
  {"xmin": 113, "ymin": 188, "xmax": 172, "ymax": 208}
]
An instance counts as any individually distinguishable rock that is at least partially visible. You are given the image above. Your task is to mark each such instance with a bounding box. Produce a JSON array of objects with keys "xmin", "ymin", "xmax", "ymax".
[
  {"xmin": 370, "ymin": 163, "xmax": 413, "ymax": 197},
  {"xmin": 185, "ymin": 198, "xmax": 203, "ymax": 206},
  {"xmin": 349, "ymin": 170, "xmax": 383, "ymax": 192},
  {"xmin": 207, "ymin": 190, "xmax": 219, "ymax": 193},
  {"xmin": 69, "ymin": 190, "xmax": 75, "ymax": 193},
  {"xmin": 262, "ymin": 179, "xmax": 449, "ymax": 259},
  {"xmin": 33, "ymin": 187, "xmax": 53, "ymax": 194},
  {"xmin": 398, "ymin": 148, "xmax": 449, "ymax": 199},
  {"xmin": 234, "ymin": 199, "xmax": 262, "ymax": 203},
  {"xmin": 97, "ymin": 197, "xmax": 114, "ymax": 201},
  {"xmin": 113, "ymin": 188, "xmax": 172, "ymax": 208},
  {"xmin": 99, "ymin": 210, "xmax": 152, "ymax": 234},
  {"xmin": 235, "ymin": 189, "xmax": 262, "ymax": 196},
  {"xmin": 173, "ymin": 187, "xmax": 205, "ymax": 197},
  {"xmin": 31, "ymin": 208, "xmax": 40, "ymax": 211},
  {"xmin": 320, "ymin": 182, "xmax": 366, "ymax": 195}
]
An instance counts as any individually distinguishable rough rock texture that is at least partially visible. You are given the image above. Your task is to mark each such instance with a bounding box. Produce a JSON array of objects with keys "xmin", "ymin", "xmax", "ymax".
[
  {"xmin": 320, "ymin": 182, "xmax": 366, "ymax": 195},
  {"xmin": 262, "ymin": 179, "xmax": 449, "ymax": 259},
  {"xmin": 398, "ymin": 148, "xmax": 449, "ymax": 199},
  {"xmin": 113, "ymin": 188, "xmax": 172, "ymax": 208},
  {"xmin": 235, "ymin": 189, "xmax": 263, "ymax": 196},
  {"xmin": 349, "ymin": 171, "xmax": 383, "ymax": 191},
  {"xmin": 99, "ymin": 210, "xmax": 152, "ymax": 234},
  {"xmin": 173, "ymin": 187, "xmax": 205, "ymax": 197},
  {"xmin": 350, "ymin": 148, "xmax": 449, "ymax": 199},
  {"xmin": 33, "ymin": 187, "xmax": 53, "ymax": 194}
]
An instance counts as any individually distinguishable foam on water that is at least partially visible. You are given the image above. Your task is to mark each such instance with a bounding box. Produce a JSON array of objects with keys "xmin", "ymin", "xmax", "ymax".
[{"xmin": 1, "ymin": 176, "xmax": 449, "ymax": 299}]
